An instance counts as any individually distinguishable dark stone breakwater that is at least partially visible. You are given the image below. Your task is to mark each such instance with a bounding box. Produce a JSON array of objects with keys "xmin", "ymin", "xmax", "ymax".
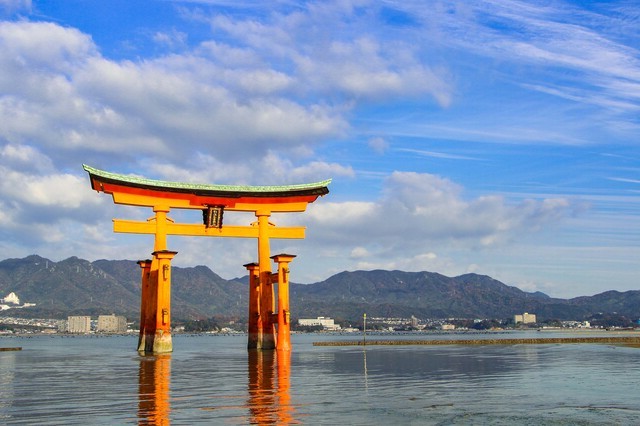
[{"xmin": 313, "ymin": 336, "xmax": 640, "ymax": 347}]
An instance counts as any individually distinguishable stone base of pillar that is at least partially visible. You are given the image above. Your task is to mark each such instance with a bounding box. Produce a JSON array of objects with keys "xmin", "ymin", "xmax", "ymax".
[
  {"xmin": 138, "ymin": 330, "xmax": 173, "ymax": 354},
  {"xmin": 152, "ymin": 331, "xmax": 173, "ymax": 354},
  {"xmin": 261, "ymin": 332, "xmax": 276, "ymax": 350},
  {"xmin": 248, "ymin": 332, "xmax": 261, "ymax": 350},
  {"xmin": 137, "ymin": 334, "xmax": 147, "ymax": 353}
]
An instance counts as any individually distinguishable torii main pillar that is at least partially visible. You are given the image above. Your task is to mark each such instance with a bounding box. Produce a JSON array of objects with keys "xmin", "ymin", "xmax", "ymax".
[{"xmin": 83, "ymin": 165, "xmax": 330, "ymax": 354}]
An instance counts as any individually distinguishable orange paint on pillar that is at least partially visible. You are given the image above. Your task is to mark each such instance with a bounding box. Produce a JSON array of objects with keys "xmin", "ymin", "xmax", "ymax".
[
  {"xmin": 137, "ymin": 259, "xmax": 152, "ymax": 352},
  {"xmin": 151, "ymin": 250, "xmax": 177, "ymax": 354},
  {"xmin": 244, "ymin": 262, "xmax": 261, "ymax": 350},
  {"xmin": 142, "ymin": 258, "xmax": 160, "ymax": 351},
  {"xmin": 272, "ymin": 254, "xmax": 296, "ymax": 352},
  {"xmin": 256, "ymin": 210, "xmax": 276, "ymax": 350}
]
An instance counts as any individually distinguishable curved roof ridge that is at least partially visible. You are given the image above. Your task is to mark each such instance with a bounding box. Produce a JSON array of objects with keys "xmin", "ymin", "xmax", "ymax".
[{"xmin": 83, "ymin": 164, "xmax": 331, "ymax": 193}]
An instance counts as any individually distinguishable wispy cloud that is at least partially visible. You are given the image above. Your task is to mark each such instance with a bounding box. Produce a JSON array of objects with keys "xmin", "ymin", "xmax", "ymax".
[
  {"xmin": 608, "ymin": 177, "xmax": 640, "ymax": 184},
  {"xmin": 398, "ymin": 148, "xmax": 483, "ymax": 161}
]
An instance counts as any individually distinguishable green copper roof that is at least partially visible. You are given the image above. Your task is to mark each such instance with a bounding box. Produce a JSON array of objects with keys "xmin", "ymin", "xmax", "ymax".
[{"xmin": 83, "ymin": 164, "xmax": 331, "ymax": 195}]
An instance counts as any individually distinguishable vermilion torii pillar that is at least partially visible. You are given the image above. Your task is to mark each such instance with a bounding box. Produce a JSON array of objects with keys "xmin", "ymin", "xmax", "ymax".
[
  {"xmin": 245, "ymin": 254, "xmax": 295, "ymax": 351},
  {"xmin": 272, "ymin": 254, "xmax": 296, "ymax": 352},
  {"xmin": 84, "ymin": 165, "xmax": 329, "ymax": 354},
  {"xmin": 136, "ymin": 259, "xmax": 152, "ymax": 351},
  {"xmin": 244, "ymin": 262, "xmax": 262, "ymax": 349}
]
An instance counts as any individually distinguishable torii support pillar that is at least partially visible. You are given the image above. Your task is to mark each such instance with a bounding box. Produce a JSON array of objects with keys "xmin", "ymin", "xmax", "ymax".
[
  {"xmin": 138, "ymin": 250, "xmax": 178, "ymax": 354},
  {"xmin": 244, "ymin": 262, "xmax": 261, "ymax": 349},
  {"xmin": 137, "ymin": 259, "xmax": 152, "ymax": 352},
  {"xmin": 272, "ymin": 254, "xmax": 296, "ymax": 352}
]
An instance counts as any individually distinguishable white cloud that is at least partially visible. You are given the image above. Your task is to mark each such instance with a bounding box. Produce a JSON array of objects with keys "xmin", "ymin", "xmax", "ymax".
[
  {"xmin": 368, "ymin": 137, "xmax": 388, "ymax": 154},
  {"xmin": 0, "ymin": 143, "xmax": 54, "ymax": 171},
  {"xmin": 0, "ymin": 142, "xmax": 116, "ymax": 260},
  {"xmin": 2, "ymin": 172, "xmax": 89, "ymax": 208},
  {"xmin": 339, "ymin": 250, "xmax": 451, "ymax": 276},
  {"xmin": 0, "ymin": 20, "xmax": 351, "ymax": 170},
  {"xmin": 399, "ymin": 147, "xmax": 481, "ymax": 161},
  {"xmin": 140, "ymin": 152, "xmax": 352, "ymax": 186},
  {"xmin": 153, "ymin": 29, "xmax": 188, "ymax": 50},
  {"xmin": 350, "ymin": 246, "xmax": 370, "ymax": 259},
  {"xmin": 0, "ymin": 145, "xmax": 102, "ymax": 212},
  {"xmin": 0, "ymin": 0, "xmax": 30, "ymax": 15},
  {"xmin": 0, "ymin": 21, "xmax": 94, "ymax": 73},
  {"xmin": 306, "ymin": 171, "xmax": 581, "ymax": 249},
  {"xmin": 421, "ymin": 0, "xmax": 640, "ymax": 114},
  {"xmin": 608, "ymin": 177, "xmax": 640, "ymax": 184},
  {"xmin": 206, "ymin": 5, "xmax": 454, "ymax": 105}
]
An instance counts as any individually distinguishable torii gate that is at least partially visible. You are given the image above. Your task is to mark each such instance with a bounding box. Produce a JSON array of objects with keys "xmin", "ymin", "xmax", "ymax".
[{"xmin": 83, "ymin": 165, "xmax": 330, "ymax": 354}]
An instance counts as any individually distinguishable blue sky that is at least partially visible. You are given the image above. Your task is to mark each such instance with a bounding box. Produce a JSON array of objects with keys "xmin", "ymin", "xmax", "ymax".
[{"xmin": 0, "ymin": 0, "xmax": 638, "ymax": 298}]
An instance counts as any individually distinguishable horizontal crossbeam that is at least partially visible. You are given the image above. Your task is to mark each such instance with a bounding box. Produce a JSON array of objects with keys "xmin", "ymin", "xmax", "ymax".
[{"xmin": 113, "ymin": 219, "xmax": 306, "ymax": 239}]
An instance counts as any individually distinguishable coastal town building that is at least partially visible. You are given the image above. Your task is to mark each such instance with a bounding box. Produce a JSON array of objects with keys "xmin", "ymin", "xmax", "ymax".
[
  {"xmin": 514, "ymin": 312, "xmax": 537, "ymax": 324},
  {"xmin": 97, "ymin": 314, "xmax": 127, "ymax": 333},
  {"xmin": 1, "ymin": 292, "xmax": 20, "ymax": 305},
  {"xmin": 561, "ymin": 320, "xmax": 591, "ymax": 328},
  {"xmin": 298, "ymin": 316, "xmax": 341, "ymax": 331},
  {"xmin": 411, "ymin": 315, "xmax": 419, "ymax": 328},
  {"xmin": 366, "ymin": 316, "xmax": 426, "ymax": 330},
  {"xmin": 67, "ymin": 316, "xmax": 91, "ymax": 333}
]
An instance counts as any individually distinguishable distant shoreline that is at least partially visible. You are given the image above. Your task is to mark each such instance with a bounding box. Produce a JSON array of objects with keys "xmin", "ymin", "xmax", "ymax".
[{"xmin": 314, "ymin": 335, "xmax": 640, "ymax": 347}]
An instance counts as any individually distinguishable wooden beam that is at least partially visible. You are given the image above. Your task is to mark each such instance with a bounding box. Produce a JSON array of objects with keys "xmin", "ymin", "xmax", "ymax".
[
  {"xmin": 110, "ymin": 191, "xmax": 314, "ymax": 212},
  {"xmin": 113, "ymin": 219, "xmax": 306, "ymax": 239}
]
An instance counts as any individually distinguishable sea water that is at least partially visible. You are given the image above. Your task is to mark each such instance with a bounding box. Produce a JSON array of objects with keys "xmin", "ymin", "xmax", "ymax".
[{"xmin": 1, "ymin": 331, "xmax": 639, "ymax": 425}]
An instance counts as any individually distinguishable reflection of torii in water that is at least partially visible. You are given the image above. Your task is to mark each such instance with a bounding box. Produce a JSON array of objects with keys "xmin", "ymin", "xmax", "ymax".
[
  {"xmin": 83, "ymin": 164, "xmax": 330, "ymax": 354},
  {"xmin": 137, "ymin": 349, "xmax": 295, "ymax": 424}
]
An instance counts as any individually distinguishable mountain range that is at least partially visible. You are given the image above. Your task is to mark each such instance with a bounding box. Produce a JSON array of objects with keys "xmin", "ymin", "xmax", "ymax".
[{"xmin": 1, "ymin": 255, "xmax": 639, "ymax": 322}]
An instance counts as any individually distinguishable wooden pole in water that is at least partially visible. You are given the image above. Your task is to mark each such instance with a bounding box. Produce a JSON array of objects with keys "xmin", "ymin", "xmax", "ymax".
[{"xmin": 363, "ymin": 313, "xmax": 367, "ymax": 346}]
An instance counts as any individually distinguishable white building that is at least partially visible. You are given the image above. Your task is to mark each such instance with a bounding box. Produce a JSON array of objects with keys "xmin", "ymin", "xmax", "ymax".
[
  {"xmin": 0, "ymin": 292, "xmax": 36, "ymax": 311},
  {"xmin": 68, "ymin": 316, "xmax": 92, "ymax": 333},
  {"xmin": 298, "ymin": 316, "xmax": 341, "ymax": 331},
  {"xmin": 97, "ymin": 314, "xmax": 127, "ymax": 333},
  {"xmin": 411, "ymin": 315, "xmax": 419, "ymax": 327},
  {"xmin": 1, "ymin": 292, "xmax": 20, "ymax": 305},
  {"xmin": 514, "ymin": 312, "xmax": 537, "ymax": 324},
  {"xmin": 1, "ymin": 292, "xmax": 20, "ymax": 309}
]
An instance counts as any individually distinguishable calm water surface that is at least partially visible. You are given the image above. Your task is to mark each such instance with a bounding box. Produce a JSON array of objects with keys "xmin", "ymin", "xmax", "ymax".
[{"xmin": 1, "ymin": 332, "xmax": 639, "ymax": 425}]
